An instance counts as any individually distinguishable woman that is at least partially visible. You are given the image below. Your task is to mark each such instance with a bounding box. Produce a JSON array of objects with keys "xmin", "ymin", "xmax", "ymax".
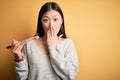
[{"xmin": 11, "ymin": 2, "xmax": 79, "ymax": 80}]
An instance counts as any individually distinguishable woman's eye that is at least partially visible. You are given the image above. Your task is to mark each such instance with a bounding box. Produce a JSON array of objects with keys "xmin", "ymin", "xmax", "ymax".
[
  {"xmin": 43, "ymin": 19, "xmax": 48, "ymax": 22},
  {"xmin": 54, "ymin": 18, "xmax": 58, "ymax": 21}
]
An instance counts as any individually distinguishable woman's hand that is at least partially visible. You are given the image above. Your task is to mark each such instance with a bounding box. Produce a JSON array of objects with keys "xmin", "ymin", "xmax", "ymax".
[
  {"xmin": 47, "ymin": 26, "xmax": 63, "ymax": 46},
  {"xmin": 11, "ymin": 40, "xmax": 24, "ymax": 61}
]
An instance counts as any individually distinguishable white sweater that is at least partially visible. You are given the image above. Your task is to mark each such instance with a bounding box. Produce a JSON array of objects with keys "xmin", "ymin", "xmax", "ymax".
[{"xmin": 15, "ymin": 38, "xmax": 79, "ymax": 80}]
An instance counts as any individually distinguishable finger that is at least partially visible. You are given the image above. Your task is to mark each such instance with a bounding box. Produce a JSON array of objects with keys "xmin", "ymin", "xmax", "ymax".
[
  {"xmin": 11, "ymin": 45, "xmax": 23, "ymax": 54},
  {"xmin": 15, "ymin": 42, "xmax": 23, "ymax": 48},
  {"xmin": 51, "ymin": 26, "xmax": 54, "ymax": 37},
  {"xmin": 53, "ymin": 26, "xmax": 57, "ymax": 37},
  {"xmin": 47, "ymin": 29, "xmax": 51, "ymax": 39},
  {"xmin": 11, "ymin": 40, "xmax": 19, "ymax": 49},
  {"xmin": 11, "ymin": 42, "xmax": 20, "ymax": 52},
  {"xmin": 14, "ymin": 42, "xmax": 24, "ymax": 50},
  {"xmin": 12, "ymin": 40, "xmax": 18, "ymax": 45},
  {"xmin": 11, "ymin": 42, "xmax": 24, "ymax": 53},
  {"xmin": 49, "ymin": 25, "xmax": 54, "ymax": 37}
]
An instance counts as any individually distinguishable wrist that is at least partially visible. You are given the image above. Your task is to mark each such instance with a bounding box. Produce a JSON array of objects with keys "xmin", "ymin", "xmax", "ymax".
[{"xmin": 15, "ymin": 55, "xmax": 23, "ymax": 62}]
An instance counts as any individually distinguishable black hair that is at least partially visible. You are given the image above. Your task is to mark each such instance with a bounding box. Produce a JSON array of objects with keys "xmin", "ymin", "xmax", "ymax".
[{"xmin": 36, "ymin": 2, "xmax": 67, "ymax": 38}]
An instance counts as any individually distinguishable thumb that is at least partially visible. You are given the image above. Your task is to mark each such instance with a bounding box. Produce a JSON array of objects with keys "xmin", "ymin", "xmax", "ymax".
[{"xmin": 58, "ymin": 34, "xmax": 63, "ymax": 40}]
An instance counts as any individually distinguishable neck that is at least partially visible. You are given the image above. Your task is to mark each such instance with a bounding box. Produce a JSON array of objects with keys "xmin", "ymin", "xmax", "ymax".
[
  {"xmin": 42, "ymin": 34, "xmax": 61, "ymax": 43},
  {"xmin": 43, "ymin": 34, "xmax": 59, "ymax": 40},
  {"xmin": 43, "ymin": 34, "xmax": 47, "ymax": 41}
]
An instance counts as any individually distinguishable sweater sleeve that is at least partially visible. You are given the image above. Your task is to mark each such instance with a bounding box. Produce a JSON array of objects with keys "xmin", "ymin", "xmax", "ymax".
[
  {"xmin": 14, "ymin": 44, "xmax": 28, "ymax": 80},
  {"xmin": 48, "ymin": 39, "xmax": 79, "ymax": 80}
]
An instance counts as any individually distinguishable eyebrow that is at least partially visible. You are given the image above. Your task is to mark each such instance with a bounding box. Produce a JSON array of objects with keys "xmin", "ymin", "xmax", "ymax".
[{"xmin": 42, "ymin": 15, "xmax": 59, "ymax": 18}]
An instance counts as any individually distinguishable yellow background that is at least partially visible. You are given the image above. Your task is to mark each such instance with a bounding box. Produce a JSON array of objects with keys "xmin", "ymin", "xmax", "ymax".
[{"xmin": 0, "ymin": 0, "xmax": 120, "ymax": 80}]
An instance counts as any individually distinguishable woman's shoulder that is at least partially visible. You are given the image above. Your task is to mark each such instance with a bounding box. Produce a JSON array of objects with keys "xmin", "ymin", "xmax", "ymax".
[
  {"xmin": 62, "ymin": 38, "xmax": 73, "ymax": 42},
  {"xmin": 25, "ymin": 38, "xmax": 38, "ymax": 46},
  {"xmin": 59, "ymin": 38, "xmax": 74, "ymax": 46}
]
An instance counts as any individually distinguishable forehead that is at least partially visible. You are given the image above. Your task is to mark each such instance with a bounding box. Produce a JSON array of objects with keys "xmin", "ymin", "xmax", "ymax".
[{"xmin": 42, "ymin": 9, "xmax": 61, "ymax": 18}]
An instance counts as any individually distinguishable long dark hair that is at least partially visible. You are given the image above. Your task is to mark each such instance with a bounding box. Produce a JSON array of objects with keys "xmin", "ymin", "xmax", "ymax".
[{"xmin": 37, "ymin": 2, "xmax": 67, "ymax": 38}]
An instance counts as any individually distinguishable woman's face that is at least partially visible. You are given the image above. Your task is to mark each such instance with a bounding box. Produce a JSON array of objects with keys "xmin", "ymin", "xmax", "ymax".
[{"xmin": 41, "ymin": 9, "xmax": 63, "ymax": 35}]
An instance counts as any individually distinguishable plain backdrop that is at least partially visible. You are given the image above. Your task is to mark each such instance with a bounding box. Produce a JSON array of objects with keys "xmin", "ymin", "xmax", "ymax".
[{"xmin": 0, "ymin": 0, "xmax": 120, "ymax": 80}]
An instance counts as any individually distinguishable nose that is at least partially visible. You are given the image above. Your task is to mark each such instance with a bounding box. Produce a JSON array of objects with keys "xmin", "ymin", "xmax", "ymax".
[{"xmin": 49, "ymin": 20, "xmax": 54, "ymax": 28}]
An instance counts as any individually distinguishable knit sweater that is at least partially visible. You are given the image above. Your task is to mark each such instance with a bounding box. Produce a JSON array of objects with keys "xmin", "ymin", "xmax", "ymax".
[{"xmin": 15, "ymin": 38, "xmax": 79, "ymax": 80}]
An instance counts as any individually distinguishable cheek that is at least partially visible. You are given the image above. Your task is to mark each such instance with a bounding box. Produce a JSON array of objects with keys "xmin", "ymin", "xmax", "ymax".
[
  {"xmin": 42, "ymin": 22, "xmax": 49, "ymax": 30},
  {"xmin": 55, "ymin": 24, "xmax": 61, "ymax": 33}
]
